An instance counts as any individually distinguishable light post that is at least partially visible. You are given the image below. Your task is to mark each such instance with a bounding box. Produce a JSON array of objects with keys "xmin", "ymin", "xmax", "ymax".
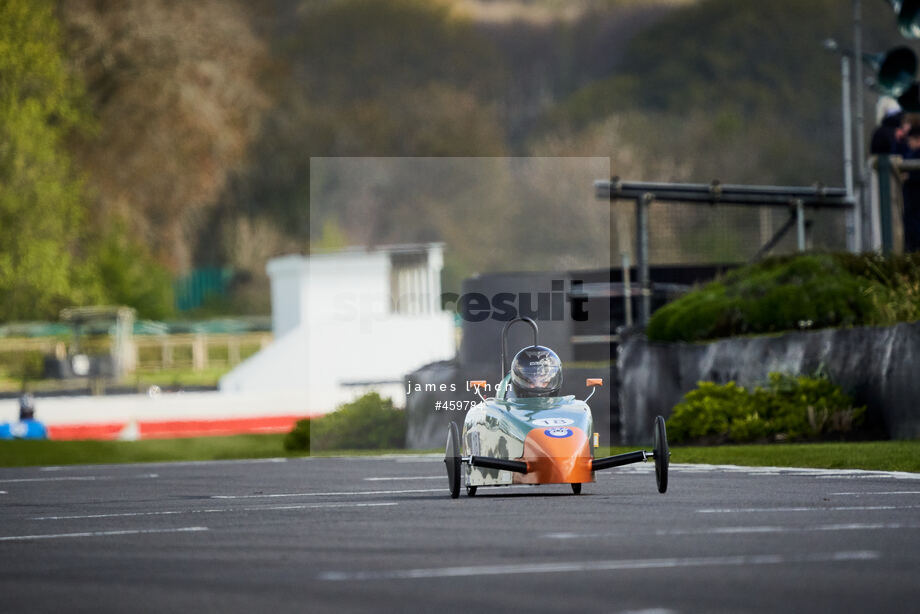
[
  {"xmin": 855, "ymin": 0, "xmax": 870, "ymax": 252},
  {"xmin": 823, "ymin": 38, "xmax": 860, "ymax": 252}
]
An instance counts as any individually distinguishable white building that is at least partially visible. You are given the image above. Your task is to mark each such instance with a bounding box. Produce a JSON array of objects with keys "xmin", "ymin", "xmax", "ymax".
[{"xmin": 219, "ymin": 243, "xmax": 455, "ymax": 413}]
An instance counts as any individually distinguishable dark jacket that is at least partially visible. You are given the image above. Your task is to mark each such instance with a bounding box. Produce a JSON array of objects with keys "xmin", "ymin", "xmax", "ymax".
[{"xmin": 870, "ymin": 113, "xmax": 904, "ymax": 155}]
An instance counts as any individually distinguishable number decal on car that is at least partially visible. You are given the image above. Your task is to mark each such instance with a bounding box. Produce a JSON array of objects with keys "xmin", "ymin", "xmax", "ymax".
[{"xmin": 533, "ymin": 418, "xmax": 574, "ymax": 427}]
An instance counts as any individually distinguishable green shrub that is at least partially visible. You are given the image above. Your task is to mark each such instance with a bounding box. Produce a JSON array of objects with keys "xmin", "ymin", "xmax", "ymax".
[
  {"xmin": 306, "ymin": 393, "xmax": 405, "ymax": 451},
  {"xmin": 647, "ymin": 253, "xmax": 920, "ymax": 342},
  {"xmin": 283, "ymin": 418, "xmax": 310, "ymax": 452},
  {"xmin": 667, "ymin": 372, "xmax": 866, "ymax": 444},
  {"xmin": 647, "ymin": 281, "xmax": 741, "ymax": 343},
  {"xmin": 92, "ymin": 225, "xmax": 175, "ymax": 320},
  {"xmin": 834, "ymin": 251, "xmax": 920, "ymax": 285}
]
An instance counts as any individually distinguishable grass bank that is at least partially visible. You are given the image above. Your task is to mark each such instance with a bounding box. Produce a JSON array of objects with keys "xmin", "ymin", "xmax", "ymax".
[
  {"xmin": 0, "ymin": 437, "xmax": 917, "ymax": 472},
  {"xmin": 666, "ymin": 441, "xmax": 920, "ymax": 473},
  {"xmin": 0, "ymin": 434, "xmax": 295, "ymax": 467}
]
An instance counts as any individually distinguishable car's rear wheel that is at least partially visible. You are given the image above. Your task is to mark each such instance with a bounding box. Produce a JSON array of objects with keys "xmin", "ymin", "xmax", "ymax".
[
  {"xmin": 444, "ymin": 422, "xmax": 461, "ymax": 499},
  {"xmin": 653, "ymin": 415, "xmax": 669, "ymax": 494}
]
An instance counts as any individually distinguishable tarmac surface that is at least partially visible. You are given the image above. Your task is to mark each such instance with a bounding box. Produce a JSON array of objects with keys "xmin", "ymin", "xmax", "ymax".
[{"xmin": 1, "ymin": 454, "xmax": 919, "ymax": 613}]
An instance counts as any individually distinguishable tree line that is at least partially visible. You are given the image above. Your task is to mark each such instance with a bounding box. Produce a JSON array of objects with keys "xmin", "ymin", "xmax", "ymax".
[{"xmin": 0, "ymin": 0, "xmax": 899, "ymax": 322}]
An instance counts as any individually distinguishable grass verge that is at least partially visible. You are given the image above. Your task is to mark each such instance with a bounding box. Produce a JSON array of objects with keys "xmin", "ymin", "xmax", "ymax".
[
  {"xmin": 0, "ymin": 434, "xmax": 296, "ymax": 467},
  {"xmin": 0, "ymin": 437, "xmax": 918, "ymax": 472},
  {"xmin": 667, "ymin": 441, "xmax": 920, "ymax": 473},
  {"xmin": 0, "ymin": 367, "xmax": 237, "ymax": 394}
]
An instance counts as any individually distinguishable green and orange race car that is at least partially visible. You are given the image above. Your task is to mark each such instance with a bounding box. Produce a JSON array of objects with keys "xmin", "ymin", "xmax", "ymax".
[{"xmin": 444, "ymin": 317, "xmax": 669, "ymax": 498}]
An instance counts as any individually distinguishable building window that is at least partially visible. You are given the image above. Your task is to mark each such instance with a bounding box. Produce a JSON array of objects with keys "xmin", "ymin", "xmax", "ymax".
[{"xmin": 390, "ymin": 252, "xmax": 432, "ymax": 315}]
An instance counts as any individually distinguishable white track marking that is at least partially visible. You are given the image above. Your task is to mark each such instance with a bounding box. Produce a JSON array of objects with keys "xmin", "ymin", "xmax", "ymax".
[
  {"xmin": 33, "ymin": 501, "xmax": 397, "ymax": 520},
  {"xmin": 0, "ymin": 491, "xmax": 6, "ymax": 494},
  {"xmin": 0, "ymin": 526, "xmax": 208, "ymax": 542},
  {"xmin": 830, "ymin": 491, "xmax": 920, "ymax": 496},
  {"xmin": 607, "ymin": 463, "xmax": 920, "ymax": 480},
  {"xmin": 363, "ymin": 476, "xmax": 442, "ymax": 481},
  {"xmin": 211, "ymin": 488, "xmax": 443, "ymax": 499},
  {"xmin": 318, "ymin": 551, "xmax": 879, "ymax": 581},
  {"xmin": 310, "ymin": 454, "xmax": 440, "ymax": 462},
  {"xmin": 0, "ymin": 473, "xmax": 158, "ymax": 484},
  {"xmin": 394, "ymin": 455, "xmax": 442, "ymax": 462},
  {"xmin": 658, "ymin": 523, "xmax": 919, "ymax": 535},
  {"xmin": 543, "ymin": 523, "xmax": 920, "ymax": 539},
  {"xmin": 697, "ymin": 504, "xmax": 920, "ymax": 513},
  {"xmin": 38, "ymin": 458, "xmax": 288, "ymax": 471}
]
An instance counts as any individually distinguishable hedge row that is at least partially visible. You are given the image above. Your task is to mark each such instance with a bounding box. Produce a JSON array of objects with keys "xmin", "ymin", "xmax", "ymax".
[
  {"xmin": 283, "ymin": 392, "xmax": 405, "ymax": 452},
  {"xmin": 666, "ymin": 372, "xmax": 866, "ymax": 445},
  {"xmin": 647, "ymin": 252, "xmax": 920, "ymax": 342}
]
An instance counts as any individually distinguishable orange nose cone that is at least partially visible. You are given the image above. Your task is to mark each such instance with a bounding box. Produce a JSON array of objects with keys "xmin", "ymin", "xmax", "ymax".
[{"xmin": 515, "ymin": 427, "xmax": 593, "ymax": 484}]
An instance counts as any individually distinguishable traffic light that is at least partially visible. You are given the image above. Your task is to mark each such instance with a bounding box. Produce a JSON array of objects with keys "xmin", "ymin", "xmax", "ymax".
[
  {"xmin": 866, "ymin": 45, "xmax": 918, "ymax": 95},
  {"xmin": 882, "ymin": 2, "xmax": 920, "ymax": 104},
  {"xmin": 888, "ymin": 0, "xmax": 920, "ymax": 38}
]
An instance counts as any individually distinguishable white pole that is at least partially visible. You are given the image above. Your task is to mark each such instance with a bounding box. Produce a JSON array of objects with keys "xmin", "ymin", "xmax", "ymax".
[
  {"xmin": 842, "ymin": 55, "xmax": 859, "ymax": 252},
  {"xmin": 621, "ymin": 252, "xmax": 633, "ymax": 327},
  {"xmin": 854, "ymin": 0, "xmax": 868, "ymax": 252}
]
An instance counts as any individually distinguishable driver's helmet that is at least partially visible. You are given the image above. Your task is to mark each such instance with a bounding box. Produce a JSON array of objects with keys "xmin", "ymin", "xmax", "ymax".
[{"xmin": 510, "ymin": 345, "xmax": 563, "ymax": 398}]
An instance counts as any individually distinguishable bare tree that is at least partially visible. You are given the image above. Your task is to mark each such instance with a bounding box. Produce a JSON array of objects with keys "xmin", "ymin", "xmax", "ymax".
[{"xmin": 61, "ymin": 0, "xmax": 272, "ymax": 272}]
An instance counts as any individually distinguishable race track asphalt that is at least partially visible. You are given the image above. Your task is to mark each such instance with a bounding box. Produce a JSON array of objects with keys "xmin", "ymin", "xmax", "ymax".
[{"xmin": 1, "ymin": 454, "xmax": 919, "ymax": 613}]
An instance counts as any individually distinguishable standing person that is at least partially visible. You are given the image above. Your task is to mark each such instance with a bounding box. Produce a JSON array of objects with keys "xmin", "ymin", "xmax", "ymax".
[
  {"xmin": 870, "ymin": 107, "xmax": 909, "ymax": 155},
  {"xmin": 901, "ymin": 125, "xmax": 920, "ymax": 252},
  {"xmin": 0, "ymin": 393, "xmax": 48, "ymax": 439}
]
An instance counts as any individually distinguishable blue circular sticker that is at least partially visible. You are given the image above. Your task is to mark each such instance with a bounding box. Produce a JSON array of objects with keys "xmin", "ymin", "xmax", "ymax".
[{"xmin": 544, "ymin": 427, "xmax": 573, "ymax": 438}]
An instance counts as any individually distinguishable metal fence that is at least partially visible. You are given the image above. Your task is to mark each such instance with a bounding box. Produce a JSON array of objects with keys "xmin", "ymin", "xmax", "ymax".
[
  {"xmin": 173, "ymin": 267, "xmax": 234, "ymax": 312},
  {"xmin": 133, "ymin": 333, "xmax": 272, "ymax": 372},
  {"xmin": 595, "ymin": 179, "xmax": 856, "ymax": 323},
  {"xmin": 0, "ymin": 332, "xmax": 272, "ymax": 383}
]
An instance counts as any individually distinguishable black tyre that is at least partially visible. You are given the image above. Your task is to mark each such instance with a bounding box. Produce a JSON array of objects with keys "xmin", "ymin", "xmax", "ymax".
[
  {"xmin": 653, "ymin": 415, "xmax": 669, "ymax": 494},
  {"xmin": 571, "ymin": 483, "xmax": 582, "ymax": 495},
  {"xmin": 466, "ymin": 485, "xmax": 477, "ymax": 497},
  {"xmin": 444, "ymin": 422, "xmax": 461, "ymax": 499}
]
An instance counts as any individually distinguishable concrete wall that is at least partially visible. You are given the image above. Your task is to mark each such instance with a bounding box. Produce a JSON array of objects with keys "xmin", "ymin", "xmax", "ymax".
[
  {"xmin": 0, "ymin": 390, "xmax": 309, "ymax": 440},
  {"xmin": 617, "ymin": 322, "xmax": 920, "ymax": 444}
]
